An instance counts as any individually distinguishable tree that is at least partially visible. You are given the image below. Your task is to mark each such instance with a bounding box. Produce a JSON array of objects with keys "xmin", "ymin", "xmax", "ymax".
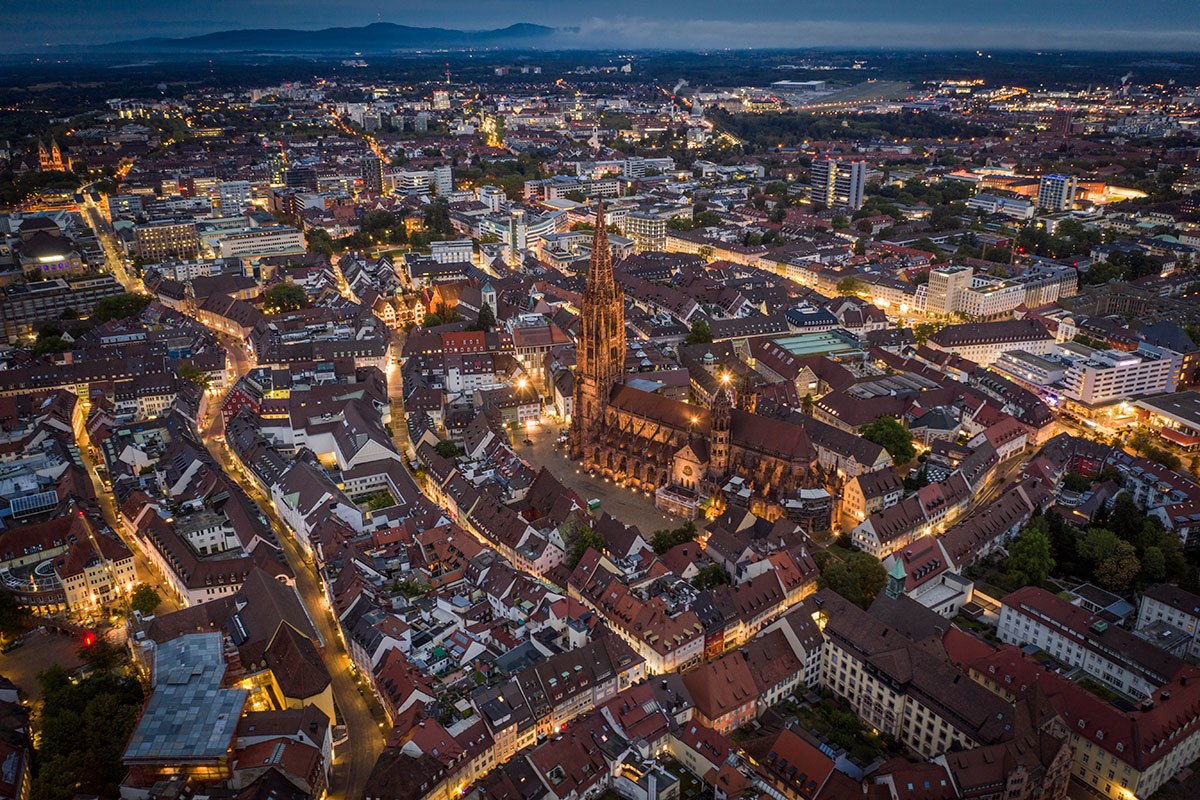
[
  {"xmin": 263, "ymin": 283, "xmax": 307, "ymax": 314},
  {"xmin": 837, "ymin": 276, "xmax": 865, "ymax": 296},
  {"xmin": 1079, "ymin": 528, "xmax": 1119, "ymax": 567},
  {"xmin": 692, "ymin": 564, "xmax": 731, "ymax": 590},
  {"xmin": 434, "ymin": 440, "xmax": 460, "ymax": 459},
  {"xmin": 831, "ymin": 214, "xmax": 849, "ymax": 230},
  {"xmin": 91, "ymin": 292, "xmax": 152, "ymax": 323},
  {"xmin": 563, "ymin": 190, "xmax": 587, "ymax": 203},
  {"xmin": 78, "ymin": 637, "xmax": 126, "ymax": 673},
  {"xmin": 471, "ymin": 301, "xmax": 495, "ymax": 332},
  {"xmin": 129, "ymin": 584, "xmax": 160, "ymax": 617},
  {"xmin": 685, "ymin": 319, "xmax": 713, "ymax": 345},
  {"xmin": 650, "ymin": 522, "xmax": 697, "ymax": 554},
  {"xmin": 1140, "ymin": 545, "xmax": 1167, "ymax": 584},
  {"xmin": 0, "ymin": 588, "xmax": 21, "ymax": 637},
  {"xmin": 913, "ymin": 321, "xmax": 944, "ymax": 346},
  {"xmin": 364, "ymin": 490, "xmax": 397, "ymax": 511},
  {"xmin": 178, "ymin": 362, "xmax": 210, "ymax": 389},
  {"xmin": 859, "ymin": 417, "xmax": 916, "ymax": 466},
  {"xmin": 32, "ymin": 664, "xmax": 144, "ymax": 800},
  {"xmin": 567, "ymin": 525, "xmax": 607, "ymax": 568},
  {"xmin": 817, "ymin": 551, "xmax": 886, "ymax": 609},
  {"xmin": 306, "ymin": 228, "xmax": 334, "ymax": 256},
  {"xmin": 32, "ymin": 335, "xmax": 70, "ymax": 357},
  {"xmin": 1007, "ymin": 526, "xmax": 1054, "ymax": 588},
  {"xmin": 1095, "ymin": 541, "xmax": 1140, "ymax": 591}
]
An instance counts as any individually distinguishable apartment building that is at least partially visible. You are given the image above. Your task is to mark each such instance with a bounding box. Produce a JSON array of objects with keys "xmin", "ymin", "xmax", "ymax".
[{"xmin": 809, "ymin": 157, "xmax": 866, "ymax": 210}]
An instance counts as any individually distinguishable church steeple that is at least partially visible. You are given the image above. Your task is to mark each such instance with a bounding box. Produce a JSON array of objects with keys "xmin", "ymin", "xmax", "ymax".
[
  {"xmin": 885, "ymin": 559, "xmax": 906, "ymax": 599},
  {"xmin": 569, "ymin": 201, "xmax": 626, "ymax": 459}
]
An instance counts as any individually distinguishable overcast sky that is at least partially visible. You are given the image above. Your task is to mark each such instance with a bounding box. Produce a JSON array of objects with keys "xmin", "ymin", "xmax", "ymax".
[{"xmin": 6, "ymin": 0, "xmax": 1200, "ymax": 50}]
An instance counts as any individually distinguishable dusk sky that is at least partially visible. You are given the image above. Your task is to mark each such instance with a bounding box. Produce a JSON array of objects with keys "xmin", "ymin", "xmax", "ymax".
[{"xmin": 6, "ymin": 0, "xmax": 1200, "ymax": 50}]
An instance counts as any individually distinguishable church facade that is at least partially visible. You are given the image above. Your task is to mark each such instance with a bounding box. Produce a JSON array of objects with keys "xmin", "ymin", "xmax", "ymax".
[{"xmin": 569, "ymin": 204, "xmax": 829, "ymax": 520}]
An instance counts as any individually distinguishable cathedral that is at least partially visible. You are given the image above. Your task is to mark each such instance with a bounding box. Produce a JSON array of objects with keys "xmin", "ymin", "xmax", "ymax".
[
  {"xmin": 569, "ymin": 203, "xmax": 829, "ymax": 520},
  {"xmin": 37, "ymin": 139, "xmax": 71, "ymax": 172}
]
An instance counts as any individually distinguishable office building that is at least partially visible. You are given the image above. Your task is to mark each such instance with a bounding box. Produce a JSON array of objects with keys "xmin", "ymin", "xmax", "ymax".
[
  {"xmin": 1037, "ymin": 175, "xmax": 1077, "ymax": 211},
  {"xmin": 925, "ymin": 265, "xmax": 974, "ymax": 316},
  {"xmin": 218, "ymin": 227, "xmax": 306, "ymax": 259},
  {"xmin": 284, "ymin": 167, "xmax": 318, "ymax": 192},
  {"xmin": 625, "ymin": 212, "xmax": 667, "ymax": 252},
  {"xmin": 809, "ymin": 157, "xmax": 866, "ymax": 210},
  {"xmin": 998, "ymin": 587, "xmax": 1184, "ymax": 700},
  {"xmin": 433, "ymin": 90, "xmax": 450, "ymax": 110},
  {"xmin": 434, "ymin": 165, "xmax": 453, "ymax": 196},
  {"xmin": 958, "ymin": 276, "xmax": 1026, "ymax": 319},
  {"xmin": 0, "ymin": 274, "xmax": 125, "ymax": 342},
  {"xmin": 361, "ymin": 156, "xmax": 383, "ymax": 194},
  {"xmin": 135, "ymin": 219, "xmax": 201, "ymax": 261},
  {"xmin": 216, "ymin": 181, "xmax": 253, "ymax": 212},
  {"xmin": 266, "ymin": 150, "xmax": 286, "ymax": 186},
  {"xmin": 623, "ymin": 156, "xmax": 646, "ymax": 179}
]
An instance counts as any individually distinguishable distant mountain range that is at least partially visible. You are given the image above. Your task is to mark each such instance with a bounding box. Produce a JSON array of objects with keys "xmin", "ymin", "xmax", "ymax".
[{"xmin": 100, "ymin": 22, "xmax": 556, "ymax": 53}]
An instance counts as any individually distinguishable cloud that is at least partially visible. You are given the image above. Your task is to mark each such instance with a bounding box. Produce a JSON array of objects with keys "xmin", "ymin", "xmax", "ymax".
[{"xmin": 555, "ymin": 16, "xmax": 1200, "ymax": 51}]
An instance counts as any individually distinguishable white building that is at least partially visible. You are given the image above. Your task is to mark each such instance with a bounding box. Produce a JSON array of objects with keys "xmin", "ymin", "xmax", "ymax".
[
  {"xmin": 998, "ymin": 586, "xmax": 1182, "ymax": 699},
  {"xmin": 958, "ymin": 276, "xmax": 1026, "ymax": 319},
  {"xmin": 925, "ymin": 265, "xmax": 973, "ymax": 316},
  {"xmin": 1038, "ymin": 174, "xmax": 1077, "ymax": 211},
  {"xmin": 217, "ymin": 181, "xmax": 254, "ymax": 212},
  {"xmin": 809, "ymin": 157, "xmax": 866, "ymax": 210},
  {"xmin": 1060, "ymin": 345, "xmax": 1180, "ymax": 408},
  {"xmin": 1136, "ymin": 584, "xmax": 1200, "ymax": 659},
  {"xmin": 430, "ymin": 239, "xmax": 474, "ymax": 264},
  {"xmin": 218, "ymin": 227, "xmax": 306, "ymax": 259}
]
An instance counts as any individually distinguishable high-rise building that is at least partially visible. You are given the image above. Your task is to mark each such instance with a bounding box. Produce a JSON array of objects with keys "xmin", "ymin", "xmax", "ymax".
[
  {"xmin": 434, "ymin": 165, "xmax": 453, "ymax": 196},
  {"xmin": 432, "ymin": 90, "xmax": 450, "ymax": 110},
  {"xmin": 1037, "ymin": 175, "xmax": 1077, "ymax": 211},
  {"xmin": 926, "ymin": 265, "xmax": 974, "ymax": 316},
  {"xmin": 809, "ymin": 157, "xmax": 866, "ymax": 210},
  {"xmin": 361, "ymin": 156, "xmax": 383, "ymax": 194},
  {"xmin": 266, "ymin": 151, "xmax": 286, "ymax": 186},
  {"xmin": 623, "ymin": 156, "xmax": 646, "ymax": 179}
]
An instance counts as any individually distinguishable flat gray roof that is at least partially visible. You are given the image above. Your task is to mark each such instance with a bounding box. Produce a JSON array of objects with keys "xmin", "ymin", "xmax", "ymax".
[
  {"xmin": 1136, "ymin": 390, "xmax": 1200, "ymax": 428},
  {"xmin": 123, "ymin": 633, "xmax": 247, "ymax": 764}
]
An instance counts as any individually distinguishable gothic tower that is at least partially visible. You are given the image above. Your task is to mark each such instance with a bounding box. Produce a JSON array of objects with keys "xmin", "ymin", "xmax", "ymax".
[
  {"xmin": 710, "ymin": 375, "xmax": 733, "ymax": 476},
  {"xmin": 569, "ymin": 202, "xmax": 625, "ymax": 458}
]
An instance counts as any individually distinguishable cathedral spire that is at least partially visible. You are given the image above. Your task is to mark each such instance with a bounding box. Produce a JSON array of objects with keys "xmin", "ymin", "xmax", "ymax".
[
  {"xmin": 569, "ymin": 200, "xmax": 626, "ymax": 460},
  {"xmin": 586, "ymin": 200, "xmax": 615, "ymax": 299}
]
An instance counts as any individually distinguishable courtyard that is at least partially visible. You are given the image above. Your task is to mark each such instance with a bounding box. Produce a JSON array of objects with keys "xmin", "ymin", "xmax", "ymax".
[{"xmin": 521, "ymin": 417, "xmax": 684, "ymax": 535}]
